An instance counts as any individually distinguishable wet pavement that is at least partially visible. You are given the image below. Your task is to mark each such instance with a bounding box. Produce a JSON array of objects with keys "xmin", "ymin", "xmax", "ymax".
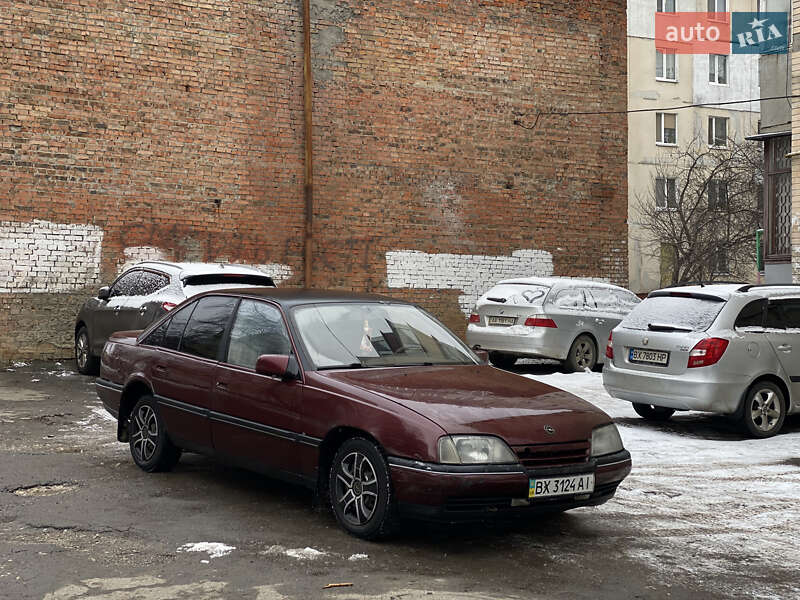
[{"xmin": 1, "ymin": 361, "xmax": 797, "ymax": 599}]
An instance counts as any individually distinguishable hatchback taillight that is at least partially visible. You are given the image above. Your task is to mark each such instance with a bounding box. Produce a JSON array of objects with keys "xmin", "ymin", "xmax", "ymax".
[
  {"xmin": 162, "ymin": 302, "xmax": 178, "ymax": 311},
  {"xmin": 687, "ymin": 338, "xmax": 729, "ymax": 368},
  {"xmin": 468, "ymin": 313, "xmax": 480, "ymax": 324},
  {"xmin": 605, "ymin": 332, "xmax": 613, "ymax": 359},
  {"xmin": 523, "ymin": 315, "xmax": 557, "ymax": 328}
]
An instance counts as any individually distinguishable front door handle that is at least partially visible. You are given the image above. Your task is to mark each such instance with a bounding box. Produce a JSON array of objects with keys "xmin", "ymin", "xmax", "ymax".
[
  {"xmin": 113, "ymin": 305, "xmax": 121, "ymax": 314},
  {"xmin": 215, "ymin": 381, "xmax": 228, "ymax": 390},
  {"xmin": 153, "ymin": 365, "xmax": 168, "ymax": 376},
  {"xmin": 778, "ymin": 344, "xmax": 792, "ymax": 352}
]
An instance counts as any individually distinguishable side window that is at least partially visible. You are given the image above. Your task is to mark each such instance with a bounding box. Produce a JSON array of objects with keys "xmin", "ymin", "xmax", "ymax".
[
  {"xmin": 227, "ymin": 300, "xmax": 292, "ymax": 369},
  {"xmin": 137, "ymin": 271, "xmax": 170, "ymax": 296},
  {"xmin": 734, "ymin": 300, "xmax": 765, "ymax": 329},
  {"xmin": 110, "ymin": 271, "xmax": 142, "ymax": 298},
  {"xmin": 142, "ymin": 318, "xmax": 170, "ymax": 347},
  {"xmin": 764, "ymin": 303, "xmax": 785, "ymax": 330},
  {"xmin": 163, "ymin": 303, "xmax": 196, "ymax": 350},
  {"xmin": 554, "ymin": 288, "xmax": 585, "ymax": 309},
  {"xmin": 778, "ymin": 301, "xmax": 800, "ymax": 329},
  {"xmin": 180, "ymin": 296, "xmax": 239, "ymax": 360}
]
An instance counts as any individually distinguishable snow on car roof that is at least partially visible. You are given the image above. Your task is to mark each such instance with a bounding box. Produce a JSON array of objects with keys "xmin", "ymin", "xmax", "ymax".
[
  {"xmin": 495, "ymin": 276, "xmax": 625, "ymax": 290},
  {"xmin": 132, "ymin": 261, "xmax": 268, "ymax": 278},
  {"xmin": 651, "ymin": 284, "xmax": 742, "ymax": 301}
]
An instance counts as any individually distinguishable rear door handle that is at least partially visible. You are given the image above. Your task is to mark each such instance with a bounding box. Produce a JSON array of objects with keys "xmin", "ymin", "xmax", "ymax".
[
  {"xmin": 215, "ymin": 381, "xmax": 228, "ymax": 390},
  {"xmin": 153, "ymin": 365, "xmax": 168, "ymax": 375},
  {"xmin": 778, "ymin": 344, "xmax": 792, "ymax": 352}
]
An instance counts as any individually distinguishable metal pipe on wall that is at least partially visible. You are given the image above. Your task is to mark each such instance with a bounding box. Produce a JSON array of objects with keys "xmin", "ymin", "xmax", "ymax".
[{"xmin": 302, "ymin": 0, "xmax": 314, "ymax": 287}]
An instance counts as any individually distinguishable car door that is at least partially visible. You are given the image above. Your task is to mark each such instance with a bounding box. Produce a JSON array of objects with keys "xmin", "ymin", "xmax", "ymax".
[
  {"xmin": 131, "ymin": 270, "xmax": 172, "ymax": 330},
  {"xmin": 147, "ymin": 296, "xmax": 238, "ymax": 452},
  {"xmin": 549, "ymin": 286, "xmax": 589, "ymax": 354},
  {"xmin": 211, "ymin": 299, "xmax": 303, "ymax": 475},
  {"xmin": 762, "ymin": 299, "xmax": 800, "ymax": 399},
  {"xmin": 92, "ymin": 270, "xmax": 142, "ymax": 355}
]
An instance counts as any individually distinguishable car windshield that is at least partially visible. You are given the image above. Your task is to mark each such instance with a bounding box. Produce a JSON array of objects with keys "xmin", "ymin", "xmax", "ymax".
[
  {"xmin": 293, "ymin": 303, "xmax": 477, "ymax": 369},
  {"xmin": 621, "ymin": 295, "xmax": 725, "ymax": 332}
]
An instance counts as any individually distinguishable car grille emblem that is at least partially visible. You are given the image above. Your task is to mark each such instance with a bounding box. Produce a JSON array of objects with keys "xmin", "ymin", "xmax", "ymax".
[{"xmin": 544, "ymin": 425, "xmax": 555, "ymax": 435}]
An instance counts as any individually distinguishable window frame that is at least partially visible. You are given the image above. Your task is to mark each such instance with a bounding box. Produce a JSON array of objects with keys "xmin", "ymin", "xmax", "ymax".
[
  {"xmin": 656, "ymin": 50, "xmax": 678, "ymax": 82},
  {"xmin": 708, "ymin": 54, "xmax": 728, "ymax": 85},
  {"xmin": 655, "ymin": 177, "xmax": 678, "ymax": 210},
  {"xmin": 707, "ymin": 179, "xmax": 728, "ymax": 211},
  {"xmin": 764, "ymin": 134, "xmax": 792, "ymax": 263},
  {"xmin": 657, "ymin": 0, "xmax": 676, "ymax": 12},
  {"xmin": 708, "ymin": 116, "xmax": 728, "ymax": 148},
  {"xmin": 656, "ymin": 112, "xmax": 678, "ymax": 146},
  {"xmin": 707, "ymin": 0, "xmax": 726, "ymax": 12},
  {"xmin": 223, "ymin": 298, "xmax": 295, "ymax": 371}
]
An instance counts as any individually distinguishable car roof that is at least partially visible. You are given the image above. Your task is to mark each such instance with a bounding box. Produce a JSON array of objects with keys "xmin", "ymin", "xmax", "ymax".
[
  {"xmin": 494, "ymin": 276, "xmax": 625, "ymax": 290},
  {"xmin": 202, "ymin": 288, "xmax": 411, "ymax": 309},
  {"xmin": 651, "ymin": 284, "xmax": 800, "ymax": 302},
  {"xmin": 131, "ymin": 261, "xmax": 269, "ymax": 278}
]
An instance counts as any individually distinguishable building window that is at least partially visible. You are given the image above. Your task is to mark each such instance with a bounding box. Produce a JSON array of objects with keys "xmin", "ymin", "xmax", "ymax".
[
  {"xmin": 713, "ymin": 248, "xmax": 729, "ymax": 275},
  {"xmin": 656, "ymin": 51, "xmax": 677, "ymax": 81},
  {"xmin": 656, "ymin": 177, "xmax": 678, "ymax": 210},
  {"xmin": 708, "ymin": 116, "xmax": 728, "ymax": 147},
  {"xmin": 709, "ymin": 55, "xmax": 727, "ymax": 85},
  {"xmin": 708, "ymin": 180, "xmax": 728, "ymax": 210},
  {"xmin": 656, "ymin": 113, "xmax": 677, "ymax": 145},
  {"xmin": 765, "ymin": 135, "xmax": 791, "ymax": 262},
  {"xmin": 707, "ymin": 0, "xmax": 726, "ymax": 11},
  {"xmin": 657, "ymin": 0, "xmax": 676, "ymax": 12}
]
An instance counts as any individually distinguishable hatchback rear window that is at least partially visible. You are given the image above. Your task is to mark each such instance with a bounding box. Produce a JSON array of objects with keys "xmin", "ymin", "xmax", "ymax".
[
  {"xmin": 480, "ymin": 284, "xmax": 549, "ymax": 306},
  {"xmin": 621, "ymin": 295, "xmax": 725, "ymax": 332}
]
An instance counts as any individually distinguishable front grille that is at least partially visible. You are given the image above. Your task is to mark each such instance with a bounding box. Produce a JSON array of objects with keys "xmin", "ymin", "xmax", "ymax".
[{"xmin": 513, "ymin": 440, "xmax": 590, "ymax": 468}]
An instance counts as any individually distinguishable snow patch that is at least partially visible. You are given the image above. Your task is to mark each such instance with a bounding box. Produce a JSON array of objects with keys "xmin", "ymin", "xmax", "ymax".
[
  {"xmin": 386, "ymin": 249, "xmax": 554, "ymax": 315},
  {"xmin": 262, "ymin": 545, "xmax": 326, "ymax": 560},
  {"xmin": 348, "ymin": 553, "xmax": 369, "ymax": 561},
  {"xmin": 11, "ymin": 361, "xmax": 28, "ymax": 368},
  {"xmin": 177, "ymin": 542, "xmax": 236, "ymax": 559}
]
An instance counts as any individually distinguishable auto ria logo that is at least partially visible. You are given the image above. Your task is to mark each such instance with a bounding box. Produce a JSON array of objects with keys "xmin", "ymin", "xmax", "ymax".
[{"xmin": 655, "ymin": 11, "xmax": 788, "ymax": 54}]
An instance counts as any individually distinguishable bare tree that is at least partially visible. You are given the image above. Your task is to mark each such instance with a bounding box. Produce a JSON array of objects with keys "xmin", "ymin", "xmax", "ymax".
[{"xmin": 635, "ymin": 136, "xmax": 763, "ymax": 286}]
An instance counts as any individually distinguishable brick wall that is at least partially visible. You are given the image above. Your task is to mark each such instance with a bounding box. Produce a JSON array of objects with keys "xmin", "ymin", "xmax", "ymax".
[{"xmin": 0, "ymin": 0, "xmax": 627, "ymax": 361}]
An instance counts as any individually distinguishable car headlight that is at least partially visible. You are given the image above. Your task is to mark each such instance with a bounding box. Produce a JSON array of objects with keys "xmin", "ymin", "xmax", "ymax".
[
  {"xmin": 438, "ymin": 435, "xmax": 518, "ymax": 464},
  {"xmin": 591, "ymin": 424, "xmax": 624, "ymax": 457}
]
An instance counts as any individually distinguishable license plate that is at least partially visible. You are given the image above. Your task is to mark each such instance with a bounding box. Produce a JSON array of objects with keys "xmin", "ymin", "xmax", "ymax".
[
  {"xmin": 488, "ymin": 316, "xmax": 516, "ymax": 326},
  {"xmin": 629, "ymin": 348, "xmax": 669, "ymax": 366},
  {"xmin": 529, "ymin": 473, "xmax": 594, "ymax": 498}
]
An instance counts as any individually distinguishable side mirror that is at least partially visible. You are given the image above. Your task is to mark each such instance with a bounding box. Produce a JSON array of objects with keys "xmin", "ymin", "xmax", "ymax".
[
  {"xmin": 473, "ymin": 348, "xmax": 490, "ymax": 366},
  {"xmin": 255, "ymin": 354, "xmax": 290, "ymax": 378},
  {"xmin": 98, "ymin": 286, "xmax": 111, "ymax": 301}
]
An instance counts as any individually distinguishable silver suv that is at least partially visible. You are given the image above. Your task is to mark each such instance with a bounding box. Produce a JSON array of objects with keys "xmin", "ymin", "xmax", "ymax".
[
  {"xmin": 603, "ymin": 283, "xmax": 800, "ymax": 438},
  {"xmin": 466, "ymin": 277, "xmax": 640, "ymax": 371}
]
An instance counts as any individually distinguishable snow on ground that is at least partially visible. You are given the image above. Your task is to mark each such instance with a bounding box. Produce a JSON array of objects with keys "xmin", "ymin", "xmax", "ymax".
[
  {"xmin": 525, "ymin": 370, "xmax": 800, "ymax": 599},
  {"xmin": 177, "ymin": 542, "xmax": 236, "ymax": 559}
]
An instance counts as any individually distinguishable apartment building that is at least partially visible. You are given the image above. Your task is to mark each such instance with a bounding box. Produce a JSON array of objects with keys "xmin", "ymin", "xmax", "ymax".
[{"xmin": 628, "ymin": 0, "xmax": 761, "ymax": 293}]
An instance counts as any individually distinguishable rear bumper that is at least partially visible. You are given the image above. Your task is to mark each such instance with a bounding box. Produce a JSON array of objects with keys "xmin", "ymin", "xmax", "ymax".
[
  {"xmin": 466, "ymin": 325, "xmax": 566, "ymax": 361},
  {"xmin": 95, "ymin": 378, "xmax": 123, "ymax": 419},
  {"xmin": 389, "ymin": 451, "xmax": 631, "ymax": 522},
  {"xmin": 603, "ymin": 362, "xmax": 743, "ymax": 414}
]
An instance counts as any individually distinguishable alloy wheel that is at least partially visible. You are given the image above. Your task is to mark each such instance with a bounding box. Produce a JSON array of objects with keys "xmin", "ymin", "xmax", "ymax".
[
  {"xmin": 574, "ymin": 340, "xmax": 594, "ymax": 369},
  {"xmin": 334, "ymin": 451, "xmax": 379, "ymax": 526},
  {"xmin": 749, "ymin": 388, "xmax": 782, "ymax": 433},
  {"xmin": 130, "ymin": 405, "xmax": 159, "ymax": 463},
  {"xmin": 75, "ymin": 333, "xmax": 89, "ymax": 370}
]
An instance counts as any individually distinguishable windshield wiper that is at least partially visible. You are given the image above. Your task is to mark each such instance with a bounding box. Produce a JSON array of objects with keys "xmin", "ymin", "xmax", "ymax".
[
  {"xmin": 316, "ymin": 362, "xmax": 368, "ymax": 370},
  {"xmin": 647, "ymin": 322, "xmax": 693, "ymax": 332}
]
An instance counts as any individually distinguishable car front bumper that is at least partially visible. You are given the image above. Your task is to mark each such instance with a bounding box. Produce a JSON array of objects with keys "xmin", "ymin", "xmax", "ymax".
[
  {"xmin": 388, "ymin": 450, "xmax": 631, "ymax": 522},
  {"xmin": 602, "ymin": 361, "xmax": 745, "ymax": 414}
]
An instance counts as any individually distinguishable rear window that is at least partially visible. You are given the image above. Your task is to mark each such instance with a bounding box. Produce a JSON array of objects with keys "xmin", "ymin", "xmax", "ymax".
[
  {"xmin": 481, "ymin": 284, "xmax": 550, "ymax": 306},
  {"xmin": 183, "ymin": 273, "xmax": 275, "ymax": 288},
  {"xmin": 621, "ymin": 295, "xmax": 725, "ymax": 332}
]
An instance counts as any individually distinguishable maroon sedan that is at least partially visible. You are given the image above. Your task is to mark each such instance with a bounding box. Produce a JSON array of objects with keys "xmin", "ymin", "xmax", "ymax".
[{"xmin": 96, "ymin": 289, "xmax": 631, "ymax": 539}]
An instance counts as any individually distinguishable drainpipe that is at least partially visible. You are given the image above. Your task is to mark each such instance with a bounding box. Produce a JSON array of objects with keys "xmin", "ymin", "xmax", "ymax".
[{"xmin": 302, "ymin": 0, "xmax": 314, "ymax": 288}]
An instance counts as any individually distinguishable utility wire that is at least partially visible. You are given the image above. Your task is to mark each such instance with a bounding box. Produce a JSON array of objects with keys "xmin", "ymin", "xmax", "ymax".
[{"xmin": 514, "ymin": 94, "xmax": 800, "ymax": 130}]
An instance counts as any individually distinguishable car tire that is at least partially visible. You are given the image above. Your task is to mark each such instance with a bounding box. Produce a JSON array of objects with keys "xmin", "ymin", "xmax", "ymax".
[
  {"xmin": 128, "ymin": 395, "xmax": 181, "ymax": 473},
  {"xmin": 565, "ymin": 335, "xmax": 597, "ymax": 372},
  {"xmin": 632, "ymin": 403, "xmax": 675, "ymax": 421},
  {"xmin": 329, "ymin": 437, "xmax": 397, "ymax": 540},
  {"xmin": 488, "ymin": 352, "xmax": 517, "ymax": 370},
  {"xmin": 75, "ymin": 326, "xmax": 100, "ymax": 376},
  {"xmin": 740, "ymin": 382, "xmax": 786, "ymax": 438}
]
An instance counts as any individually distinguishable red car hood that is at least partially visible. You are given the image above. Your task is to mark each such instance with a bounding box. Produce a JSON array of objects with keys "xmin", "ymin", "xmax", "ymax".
[{"xmin": 318, "ymin": 365, "xmax": 610, "ymax": 446}]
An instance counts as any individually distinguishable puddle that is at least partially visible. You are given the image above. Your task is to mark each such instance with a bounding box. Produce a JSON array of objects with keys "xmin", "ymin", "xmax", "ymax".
[{"xmin": 11, "ymin": 483, "xmax": 79, "ymax": 497}]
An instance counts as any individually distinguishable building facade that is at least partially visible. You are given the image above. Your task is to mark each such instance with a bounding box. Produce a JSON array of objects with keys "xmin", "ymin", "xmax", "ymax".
[
  {"xmin": 0, "ymin": 1, "xmax": 628, "ymax": 361},
  {"xmin": 628, "ymin": 0, "xmax": 761, "ymax": 294}
]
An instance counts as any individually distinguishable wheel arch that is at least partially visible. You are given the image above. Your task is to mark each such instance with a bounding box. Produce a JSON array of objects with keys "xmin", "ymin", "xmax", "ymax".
[
  {"xmin": 117, "ymin": 378, "xmax": 154, "ymax": 442},
  {"xmin": 316, "ymin": 426, "xmax": 383, "ymax": 499},
  {"xmin": 571, "ymin": 331, "xmax": 601, "ymax": 364},
  {"xmin": 743, "ymin": 374, "xmax": 791, "ymax": 414}
]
